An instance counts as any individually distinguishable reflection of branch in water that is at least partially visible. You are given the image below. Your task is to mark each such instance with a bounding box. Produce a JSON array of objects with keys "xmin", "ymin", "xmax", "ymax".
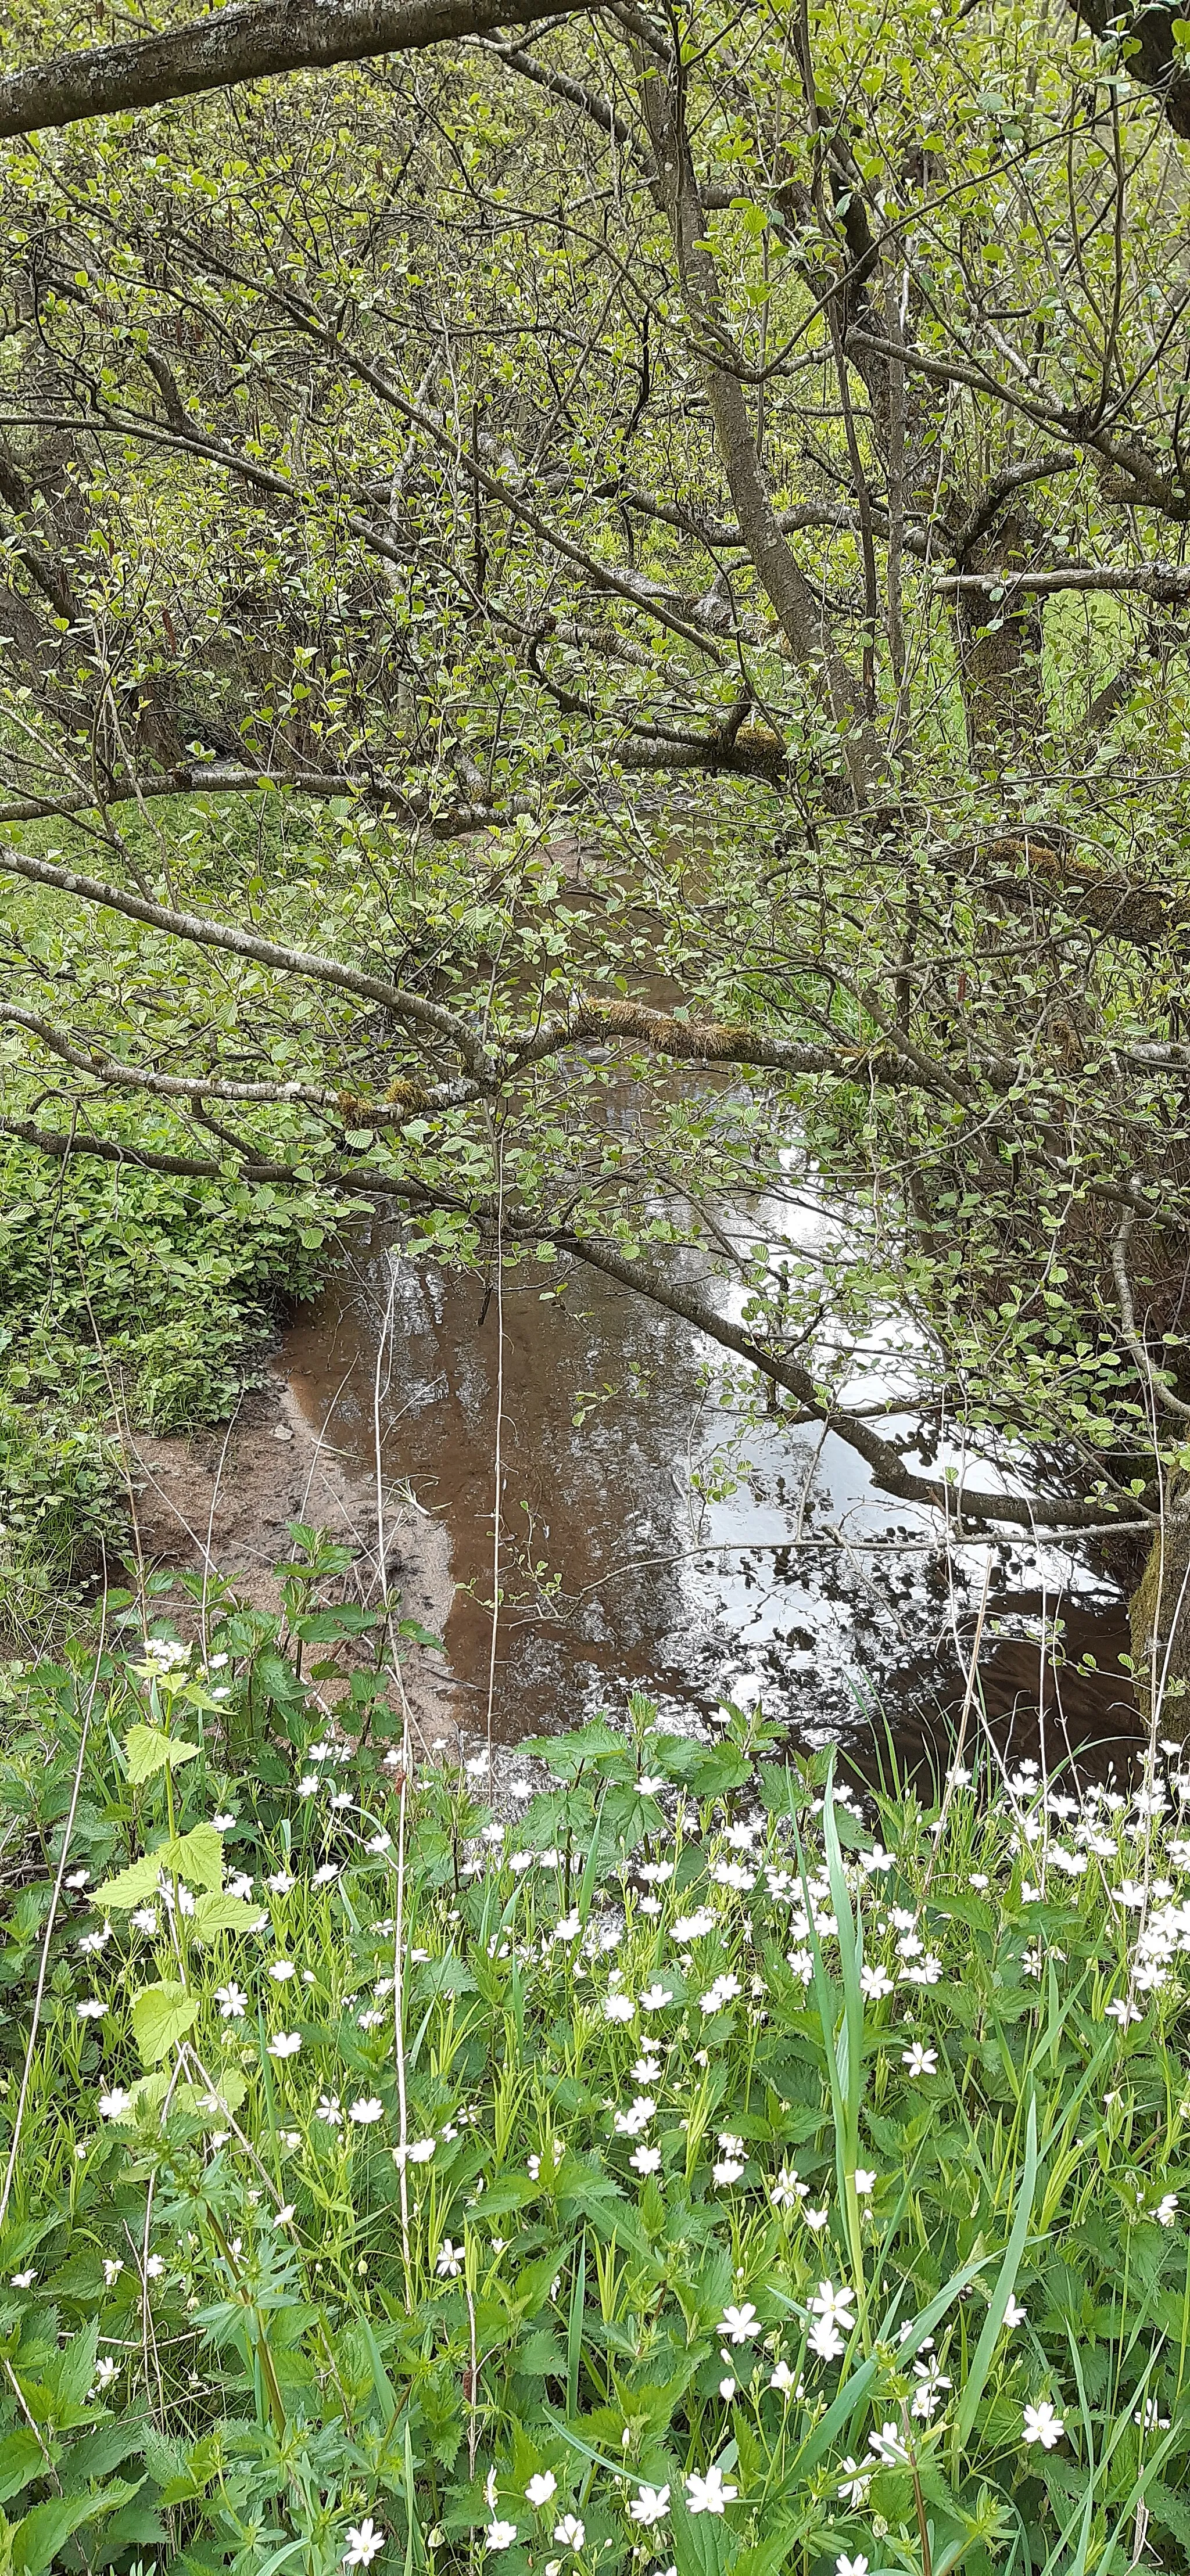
[{"xmin": 560, "ymin": 1521, "xmax": 1152, "ymax": 1601}]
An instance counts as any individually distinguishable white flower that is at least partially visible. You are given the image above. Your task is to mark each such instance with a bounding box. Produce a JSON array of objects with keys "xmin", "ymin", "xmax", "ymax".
[
  {"xmin": 700, "ymin": 1974, "xmax": 741, "ymax": 2015},
  {"xmin": 212, "ymin": 1812, "xmax": 237, "ymax": 1831},
  {"xmin": 297, "ymin": 1776, "xmax": 319, "ymax": 1798},
  {"xmin": 902, "ymin": 2042, "xmax": 937, "ymax": 2077},
  {"xmin": 1023, "ymin": 2401, "xmax": 1064, "ymax": 2449},
  {"xmin": 685, "ymin": 2468, "xmax": 737, "ymax": 2517},
  {"xmin": 526, "ymin": 2473, "xmax": 557, "ymax": 2508},
  {"xmin": 216, "ymin": 1984, "xmax": 247, "ymax": 2019},
  {"xmin": 854, "ymin": 2168, "xmax": 876, "ymax": 2195},
  {"xmin": 102, "ymin": 2258, "xmax": 124, "ymax": 2287},
  {"xmin": 769, "ymin": 2358, "xmax": 796, "ymax": 2394},
  {"xmin": 912, "ymin": 2358, "xmax": 951, "ymax": 2420},
  {"xmin": 316, "ymin": 2093, "xmax": 343, "ymax": 2125},
  {"xmin": 436, "ymin": 2240, "xmax": 463, "ymax": 2277},
  {"xmin": 343, "ymin": 2520, "xmax": 385, "ymax": 2567},
  {"xmin": 267, "ymin": 1870, "xmax": 296, "ymax": 1895},
  {"xmin": 639, "ymin": 1983, "xmax": 673, "ymax": 2013},
  {"xmin": 614, "ymin": 2096, "xmax": 656, "ymax": 2136},
  {"xmin": 145, "ymin": 2255, "xmax": 165, "ymax": 2279},
  {"xmin": 836, "ymin": 2557, "xmax": 870, "ymax": 2576},
  {"xmin": 630, "ymin": 2054, "xmax": 662, "ymax": 2082},
  {"xmin": 808, "ymin": 2317, "xmax": 844, "ymax": 2359},
  {"xmin": 267, "ymin": 2031, "xmax": 302, "ymax": 2060},
  {"xmin": 629, "ymin": 2485, "xmax": 669, "ymax": 2527},
  {"xmin": 273, "ymin": 2204, "xmax": 296, "ymax": 2228},
  {"xmin": 808, "ymin": 2280, "xmax": 856, "ymax": 2329},
  {"xmin": 10, "ymin": 2270, "xmax": 35, "ymax": 2289},
  {"xmin": 269, "ymin": 1960, "xmax": 296, "ymax": 1982},
  {"xmin": 770, "ymin": 2166, "xmax": 806, "ymax": 2211},
  {"xmin": 91, "ymin": 2355, "xmax": 120, "ymax": 2392},
  {"xmin": 349, "ymin": 2098, "xmax": 384, "ymax": 2125},
  {"xmin": 1002, "ymin": 2295, "xmax": 1027, "ymax": 2327},
  {"xmin": 76, "ymin": 1999, "xmax": 106, "ymax": 2020},
  {"xmin": 712, "ymin": 1862, "xmax": 755, "ymax": 1894},
  {"xmin": 869, "ymin": 2422, "xmax": 908, "ymax": 2466},
  {"xmin": 671, "ymin": 1910, "xmax": 716, "ymax": 1943},
  {"xmin": 486, "ymin": 2523, "xmax": 519, "ymax": 2553},
  {"xmin": 837, "ymin": 2458, "xmax": 871, "ymax": 2507},
  {"xmin": 130, "ymin": 1909, "xmax": 159, "ymax": 1937},
  {"xmin": 859, "ymin": 1966, "xmax": 893, "ymax": 2000},
  {"xmin": 554, "ymin": 1913, "xmax": 582, "ymax": 1943},
  {"xmin": 603, "ymin": 1994, "xmax": 636, "ymax": 2024},
  {"xmin": 804, "ymin": 2205, "xmax": 830, "ymax": 2232},
  {"xmin": 718, "ymin": 2302, "xmax": 760, "ymax": 2344},
  {"xmin": 1154, "ymin": 2193, "xmax": 1179, "ymax": 2225},
  {"xmin": 630, "ymin": 2143, "xmax": 662, "ymax": 2175},
  {"xmin": 1106, "ymin": 1999, "xmax": 1142, "ymax": 2027},
  {"xmin": 554, "ymin": 2516, "xmax": 585, "ymax": 2549},
  {"xmin": 98, "ymin": 2088, "xmax": 133, "ymax": 2118}
]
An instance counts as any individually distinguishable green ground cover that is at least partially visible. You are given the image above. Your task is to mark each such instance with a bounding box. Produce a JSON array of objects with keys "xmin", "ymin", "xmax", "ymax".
[{"xmin": 0, "ymin": 1550, "xmax": 1184, "ymax": 2574}]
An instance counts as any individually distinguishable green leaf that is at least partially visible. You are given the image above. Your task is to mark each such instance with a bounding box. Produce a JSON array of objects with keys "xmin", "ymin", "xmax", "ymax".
[
  {"xmin": 168, "ymin": 1821, "xmax": 223, "ymax": 1894},
  {"xmin": 0, "ymin": 2436, "xmax": 43, "ymax": 2509},
  {"xmin": 131, "ymin": 1981, "xmax": 199, "ymax": 2065},
  {"xmin": 189, "ymin": 1892, "xmax": 262, "ymax": 1941},
  {"xmin": 91, "ymin": 1849, "xmax": 163, "ymax": 1910},
  {"xmin": 956, "ymin": 2094, "xmax": 1038, "ymax": 2448},
  {"xmin": 93, "ymin": 1819, "xmax": 223, "ymax": 1912},
  {"xmin": 124, "ymin": 1724, "xmax": 200, "ymax": 1785}
]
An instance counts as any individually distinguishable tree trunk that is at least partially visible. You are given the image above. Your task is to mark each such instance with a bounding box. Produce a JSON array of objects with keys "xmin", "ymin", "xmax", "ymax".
[{"xmin": 1130, "ymin": 1490, "xmax": 1190, "ymax": 1734}]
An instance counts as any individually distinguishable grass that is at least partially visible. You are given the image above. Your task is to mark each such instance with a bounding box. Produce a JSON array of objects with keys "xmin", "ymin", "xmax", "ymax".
[{"xmin": 0, "ymin": 1540, "xmax": 1186, "ymax": 2575}]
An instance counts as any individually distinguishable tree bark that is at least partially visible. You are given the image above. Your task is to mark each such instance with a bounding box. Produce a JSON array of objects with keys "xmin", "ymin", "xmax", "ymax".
[{"xmin": 0, "ymin": 0, "xmax": 590, "ymax": 136}]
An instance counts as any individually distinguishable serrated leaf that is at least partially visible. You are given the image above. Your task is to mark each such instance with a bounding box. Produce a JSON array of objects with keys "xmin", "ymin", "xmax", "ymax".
[
  {"xmin": 132, "ymin": 1982, "xmax": 199, "ymax": 2065},
  {"xmin": 0, "ymin": 2433, "xmax": 42, "ymax": 2507},
  {"xmin": 189, "ymin": 1892, "xmax": 259, "ymax": 1941},
  {"xmin": 94, "ymin": 1819, "xmax": 223, "ymax": 1913},
  {"xmin": 168, "ymin": 1822, "xmax": 223, "ymax": 1894},
  {"xmin": 124, "ymin": 1726, "xmax": 200, "ymax": 1785},
  {"xmin": 92, "ymin": 1850, "xmax": 163, "ymax": 1911}
]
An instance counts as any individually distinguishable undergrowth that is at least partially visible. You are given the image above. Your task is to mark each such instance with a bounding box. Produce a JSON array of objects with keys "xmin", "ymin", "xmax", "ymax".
[{"xmin": 0, "ymin": 1536, "xmax": 1186, "ymax": 2575}]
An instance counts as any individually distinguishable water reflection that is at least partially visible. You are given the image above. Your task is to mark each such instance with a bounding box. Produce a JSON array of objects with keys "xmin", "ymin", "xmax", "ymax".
[{"xmin": 281, "ymin": 1202, "xmax": 1138, "ymax": 1770}]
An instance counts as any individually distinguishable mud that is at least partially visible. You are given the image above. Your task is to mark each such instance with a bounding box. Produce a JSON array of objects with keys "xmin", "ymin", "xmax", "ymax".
[{"xmin": 121, "ymin": 1367, "xmax": 460, "ymax": 1752}]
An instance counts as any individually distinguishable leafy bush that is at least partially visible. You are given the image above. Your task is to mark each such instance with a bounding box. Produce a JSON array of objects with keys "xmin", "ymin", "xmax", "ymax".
[
  {"xmin": 0, "ymin": 1391, "xmax": 123, "ymax": 1573},
  {"xmin": 0, "ymin": 1131, "xmax": 337, "ymax": 1432},
  {"xmin": 0, "ymin": 1566, "xmax": 1186, "ymax": 2573}
]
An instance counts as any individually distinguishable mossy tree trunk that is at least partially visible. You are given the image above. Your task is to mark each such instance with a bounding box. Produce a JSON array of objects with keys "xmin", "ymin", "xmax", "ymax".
[{"xmin": 1130, "ymin": 1488, "xmax": 1190, "ymax": 1734}]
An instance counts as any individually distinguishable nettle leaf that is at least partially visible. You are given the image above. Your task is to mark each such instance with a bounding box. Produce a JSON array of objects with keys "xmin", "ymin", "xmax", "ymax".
[
  {"xmin": 91, "ymin": 1849, "xmax": 162, "ymax": 1910},
  {"xmin": 124, "ymin": 1724, "xmax": 200, "ymax": 1785},
  {"xmin": 0, "ymin": 2431, "xmax": 44, "ymax": 2507},
  {"xmin": 12, "ymin": 2482, "xmax": 141, "ymax": 2574},
  {"xmin": 132, "ymin": 1981, "xmax": 200, "ymax": 2064},
  {"xmin": 189, "ymin": 1892, "xmax": 261, "ymax": 1941},
  {"xmin": 93, "ymin": 1819, "xmax": 223, "ymax": 1912}
]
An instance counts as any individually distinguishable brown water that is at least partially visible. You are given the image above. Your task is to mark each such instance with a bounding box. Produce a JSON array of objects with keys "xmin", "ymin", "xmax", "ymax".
[{"xmin": 281, "ymin": 1212, "xmax": 1139, "ymax": 1773}]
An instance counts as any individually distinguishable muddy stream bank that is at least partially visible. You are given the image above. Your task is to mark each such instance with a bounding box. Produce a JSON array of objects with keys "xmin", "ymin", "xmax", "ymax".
[{"xmin": 130, "ymin": 1174, "xmax": 1142, "ymax": 1780}]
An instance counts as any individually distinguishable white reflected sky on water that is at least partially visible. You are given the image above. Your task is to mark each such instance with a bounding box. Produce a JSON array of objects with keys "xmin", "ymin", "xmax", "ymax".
[{"xmin": 284, "ymin": 1140, "xmax": 1134, "ymax": 1750}]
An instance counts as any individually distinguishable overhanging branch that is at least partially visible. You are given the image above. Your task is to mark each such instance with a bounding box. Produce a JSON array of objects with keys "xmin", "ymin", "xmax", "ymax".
[{"xmin": 0, "ymin": 0, "xmax": 594, "ymax": 137}]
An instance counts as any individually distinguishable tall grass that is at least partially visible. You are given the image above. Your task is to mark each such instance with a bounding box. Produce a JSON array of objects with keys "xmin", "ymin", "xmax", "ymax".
[{"xmin": 0, "ymin": 1548, "xmax": 1186, "ymax": 2574}]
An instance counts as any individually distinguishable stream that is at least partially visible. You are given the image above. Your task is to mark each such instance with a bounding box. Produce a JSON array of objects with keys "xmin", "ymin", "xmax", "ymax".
[{"xmin": 280, "ymin": 1183, "xmax": 1140, "ymax": 1774}]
